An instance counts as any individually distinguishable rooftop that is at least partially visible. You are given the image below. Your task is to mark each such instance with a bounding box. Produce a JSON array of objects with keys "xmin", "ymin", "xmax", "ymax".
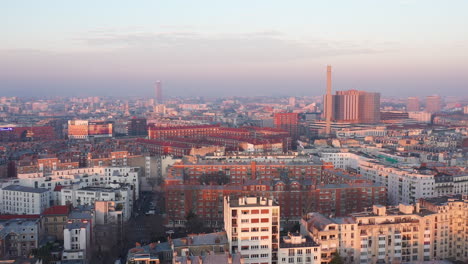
[
  {"xmin": 3, "ymin": 184, "xmax": 49, "ymax": 193},
  {"xmin": 173, "ymin": 231, "xmax": 228, "ymax": 247},
  {"xmin": 227, "ymin": 196, "xmax": 278, "ymax": 207},
  {"xmin": 42, "ymin": 205, "xmax": 71, "ymax": 216},
  {"xmin": 280, "ymin": 233, "xmax": 319, "ymax": 248},
  {"xmin": 422, "ymin": 194, "xmax": 467, "ymax": 206},
  {"xmin": 65, "ymin": 221, "xmax": 89, "ymax": 230}
]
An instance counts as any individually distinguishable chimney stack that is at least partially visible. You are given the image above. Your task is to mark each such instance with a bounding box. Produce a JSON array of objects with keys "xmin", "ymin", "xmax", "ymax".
[{"xmin": 324, "ymin": 65, "xmax": 333, "ymax": 135}]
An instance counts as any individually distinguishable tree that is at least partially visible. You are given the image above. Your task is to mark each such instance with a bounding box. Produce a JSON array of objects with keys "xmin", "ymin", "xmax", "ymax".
[
  {"xmin": 185, "ymin": 211, "xmax": 204, "ymax": 234},
  {"xmin": 330, "ymin": 252, "xmax": 344, "ymax": 264},
  {"xmin": 147, "ymin": 177, "xmax": 158, "ymax": 191}
]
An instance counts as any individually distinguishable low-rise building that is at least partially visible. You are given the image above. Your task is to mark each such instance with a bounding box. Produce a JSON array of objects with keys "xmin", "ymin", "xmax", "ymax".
[
  {"xmin": 41, "ymin": 205, "xmax": 71, "ymax": 241},
  {"xmin": 0, "ymin": 219, "xmax": 40, "ymax": 259},
  {"xmin": 279, "ymin": 233, "xmax": 321, "ymax": 264}
]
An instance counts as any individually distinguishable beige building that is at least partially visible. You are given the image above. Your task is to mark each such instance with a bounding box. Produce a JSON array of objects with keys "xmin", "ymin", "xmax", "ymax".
[
  {"xmin": 279, "ymin": 233, "xmax": 321, "ymax": 264},
  {"xmin": 301, "ymin": 195, "xmax": 468, "ymax": 264}
]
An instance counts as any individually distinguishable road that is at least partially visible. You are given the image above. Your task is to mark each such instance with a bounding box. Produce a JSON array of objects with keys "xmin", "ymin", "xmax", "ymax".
[{"xmin": 118, "ymin": 191, "xmax": 167, "ymax": 262}]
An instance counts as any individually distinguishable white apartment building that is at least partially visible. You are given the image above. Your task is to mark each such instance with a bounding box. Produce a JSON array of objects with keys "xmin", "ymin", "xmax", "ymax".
[
  {"xmin": 62, "ymin": 220, "xmax": 91, "ymax": 262},
  {"xmin": 434, "ymin": 174, "xmax": 468, "ymax": 197},
  {"xmin": 321, "ymin": 153, "xmax": 436, "ymax": 205},
  {"xmin": 336, "ymin": 128, "xmax": 387, "ymax": 138},
  {"xmin": 224, "ymin": 196, "xmax": 280, "ymax": 264},
  {"xmin": 3, "ymin": 166, "xmax": 140, "ymax": 204},
  {"xmin": 278, "ymin": 233, "xmax": 321, "ymax": 264},
  {"xmin": 408, "ymin": 112, "xmax": 432, "ymax": 123},
  {"xmin": 61, "ymin": 186, "xmax": 132, "ymax": 222},
  {"xmin": 0, "ymin": 185, "xmax": 50, "ymax": 214}
]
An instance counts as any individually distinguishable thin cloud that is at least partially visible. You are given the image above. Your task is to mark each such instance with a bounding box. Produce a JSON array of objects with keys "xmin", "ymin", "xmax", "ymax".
[{"xmin": 75, "ymin": 28, "xmax": 395, "ymax": 59}]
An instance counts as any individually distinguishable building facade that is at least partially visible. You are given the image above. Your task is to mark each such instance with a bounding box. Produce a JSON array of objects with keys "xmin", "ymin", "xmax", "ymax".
[
  {"xmin": 224, "ymin": 196, "xmax": 280, "ymax": 264},
  {"xmin": 62, "ymin": 220, "xmax": 91, "ymax": 262},
  {"xmin": 0, "ymin": 185, "xmax": 50, "ymax": 215},
  {"xmin": 302, "ymin": 196, "xmax": 468, "ymax": 264}
]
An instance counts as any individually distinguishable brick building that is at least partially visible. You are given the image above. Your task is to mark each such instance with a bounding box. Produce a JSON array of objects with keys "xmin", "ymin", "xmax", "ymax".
[
  {"xmin": 164, "ymin": 161, "xmax": 386, "ymax": 227},
  {"xmin": 0, "ymin": 126, "xmax": 56, "ymax": 142}
]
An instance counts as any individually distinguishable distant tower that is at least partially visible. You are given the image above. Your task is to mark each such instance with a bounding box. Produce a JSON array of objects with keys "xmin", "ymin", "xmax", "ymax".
[
  {"xmin": 406, "ymin": 97, "xmax": 420, "ymax": 112},
  {"xmin": 155, "ymin": 81, "xmax": 162, "ymax": 104},
  {"xmin": 324, "ymin": 65, "xmax": 333, "ymax": 135},
  {"xmin": 425, "ymin": 95, "xmax": 441, "ymax": 113},
  {"xmin": 288, "ymin": 97, "xmax": 296, "ymax": 107},
  {"xmin": 124, "ymin": 102, "xmax": 130, "ymax": 116}
]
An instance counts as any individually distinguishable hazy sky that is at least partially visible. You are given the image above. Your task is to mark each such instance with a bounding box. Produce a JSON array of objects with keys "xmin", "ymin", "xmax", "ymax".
[{"xmin": 1, "ymin": 0, "xmax": 468, "ymax": 97}]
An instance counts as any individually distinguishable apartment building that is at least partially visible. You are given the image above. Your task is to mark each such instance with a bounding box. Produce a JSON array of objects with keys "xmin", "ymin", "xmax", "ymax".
[
  {"xmin": 67, "ymin": 120, "xmax": 113, "ymax": 140},
  {"xmin": 0, "ymin": 219, "xmax": 40, "ymax": 259},
  {"xmin": 321, "ymin": 152, "xmax": 437, "ymax": 204},
  {"xmin": 0, "ymin": 185, "xmax": 50, "ymax": 214},
  {"xmin": 279, "ymin": 233, "xmax": 321, "ymax": 264},
  {"xmin": 419, "ymin": 196, "xmax": 468, "ymax": 260},
  {"xmin": 148, "ymin": 124, "xmax": 222, "ymax": 139},
  {"xmin": 62, "ymin": 220, "xmax": 91, "ymax": 262},
  {"xmin": 166, "ymin": 160, "xmax": 323, "ymax": 185},
  {"xmin": 11, "ymin": 166, "xmax": 140, "ymax": 201},
  {"xmin": 301, "ymin": 195, "xmax": 468, "ymax": 264},
  {"xmin": 224, "ymin": 196, "xmax": 280, "ymax": 264},
  {"xmin": 165, "ymin": 162, "xmax": 386, "ymax": 227},
  {"xmin": 41, "ymin": 205, "xmax": 72, "ymax": 241},
  {"xmin": 61, "ymin": 186, "xmax": 132, "ymax": 222}
]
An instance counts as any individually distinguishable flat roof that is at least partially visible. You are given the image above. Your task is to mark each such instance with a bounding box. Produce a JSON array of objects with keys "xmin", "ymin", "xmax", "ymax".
[{"xmin": 3, "ymin": 184, "xmax": 49, "ymax": 193}]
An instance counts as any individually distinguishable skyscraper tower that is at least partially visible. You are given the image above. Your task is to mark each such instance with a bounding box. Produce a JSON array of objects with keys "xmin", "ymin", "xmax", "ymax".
[
  {"xmin": 324, "ymin": 65, "xmax": 333, "ymax": 135},
  {"xmin": 407, "ymin": 97, "xmax": 420, "ymax": 112},
  {"xmin": 155, "ymin": 81, "xmax": 162, "ymax": 104},
  {"xmin": 333, "ymin": 90, "xmax": 380, "ymax": 123},
  {"xmin": 425, "ymin": 95, "xmax": 441, "ymax": 113}
]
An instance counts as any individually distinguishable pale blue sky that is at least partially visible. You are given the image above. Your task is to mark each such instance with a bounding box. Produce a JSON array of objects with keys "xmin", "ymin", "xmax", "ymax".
[{"xmin": 1, "ymin": 0, "xmax": 468, "ymax": 97}]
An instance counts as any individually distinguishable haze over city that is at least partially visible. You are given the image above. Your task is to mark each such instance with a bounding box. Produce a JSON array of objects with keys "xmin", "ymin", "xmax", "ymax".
[
  {"xmin": 1, "ymin": 2, "xmax": 468, "ymax": 264},
  {"xmin": 2, "ymin": 0, "xmax": 468, "ymax": 97}
]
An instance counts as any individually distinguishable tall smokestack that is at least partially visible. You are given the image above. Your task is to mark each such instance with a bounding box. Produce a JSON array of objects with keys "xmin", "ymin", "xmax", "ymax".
[
  {"xmin": 155, "ymin": 81, "xmax": 162, "ymax": 104},
  {"xmin": 325, "ymin": 65, "xmax": 333, "ymax": 135}
]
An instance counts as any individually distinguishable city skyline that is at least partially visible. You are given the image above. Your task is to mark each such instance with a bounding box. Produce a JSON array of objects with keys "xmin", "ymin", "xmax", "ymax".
[
  {"xmin": 2, "ymin": 1, "xmax": 468, "ymax": 97},
  {"xmin": 1, "ymin": 2, "xmax": 468, "ymax": 264}
]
